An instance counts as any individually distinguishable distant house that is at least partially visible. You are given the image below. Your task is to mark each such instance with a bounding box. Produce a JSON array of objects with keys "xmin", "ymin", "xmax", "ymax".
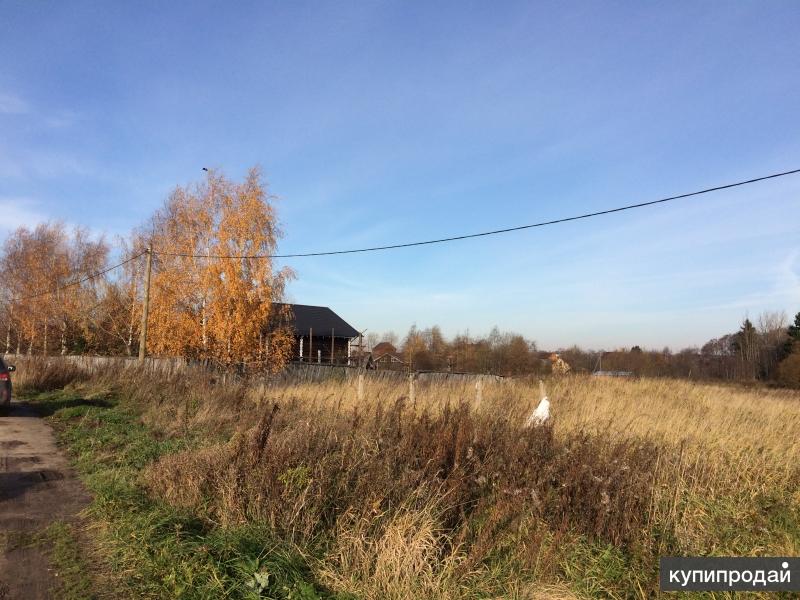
[
  {"xmin": 592, "ymin": 370, "xmax": 633, "ymax": 378},
  {"xmin": 372, "ymin": 342, "xmax": 396, "ymax": 357},
  {"xmin": 276, "ymin": 304, "xmax": 359, "ymax": 364},
  {"xmin": 371, "ymin": 342, "xmax": 406, "ymax": 370}
]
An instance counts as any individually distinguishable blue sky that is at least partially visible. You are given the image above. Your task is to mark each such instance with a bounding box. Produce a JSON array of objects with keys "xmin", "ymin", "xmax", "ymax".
[{"xmin": 1, "ymin": 1, "xmax": 798, "ymax": 350}]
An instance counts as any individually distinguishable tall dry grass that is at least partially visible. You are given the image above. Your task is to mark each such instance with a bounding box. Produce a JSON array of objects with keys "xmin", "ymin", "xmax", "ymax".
[
  {"xmin": 9, "ymin": 355, "xmax": 91, "ymax": 394},
  {"xmin": 13, "ymin": 356, "xmax": 800, "ymax": 598}
]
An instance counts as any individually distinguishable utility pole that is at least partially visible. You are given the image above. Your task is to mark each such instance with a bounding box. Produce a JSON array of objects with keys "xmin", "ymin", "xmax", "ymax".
[
  {"xmin": 202, "ymin": 168, "xmax": 212, "ymax": 355},
  {"xmin": 138, "ymin": 247, "xmax": 153, "ymax": 362}
]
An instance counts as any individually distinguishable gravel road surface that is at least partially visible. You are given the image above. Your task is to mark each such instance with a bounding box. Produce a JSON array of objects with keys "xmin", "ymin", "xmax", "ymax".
[{"xmin": 0, "ymin": 402, "xmax": 90, "ymax": 599}]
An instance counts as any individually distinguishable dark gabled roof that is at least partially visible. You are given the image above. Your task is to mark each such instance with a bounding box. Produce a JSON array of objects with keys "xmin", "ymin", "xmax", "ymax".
[{"xmin": 276, "ymin": 303, "xmax": 359, "ymax": 339}]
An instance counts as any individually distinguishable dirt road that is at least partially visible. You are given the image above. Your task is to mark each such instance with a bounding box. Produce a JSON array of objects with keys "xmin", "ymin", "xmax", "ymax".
[{"xmin": 0, "ymin": 402, "xmax": 90, "ymax": 599}]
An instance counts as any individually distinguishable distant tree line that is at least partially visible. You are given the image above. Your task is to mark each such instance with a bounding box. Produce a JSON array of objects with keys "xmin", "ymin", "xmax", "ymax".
[
  {"xmin": 407, "ymin": 325, "xmax": 545, "ymax": 376},
  {"xmin": 374, "ymin": 310, "xmax": 800, "ymax": 386},
  {"xmin": 589, "ymin": 311, "xmax": 800, "ymax": 386},
  {"xmin": 367, "ymin": 325, "xmax": 545, "ymax": 377}
]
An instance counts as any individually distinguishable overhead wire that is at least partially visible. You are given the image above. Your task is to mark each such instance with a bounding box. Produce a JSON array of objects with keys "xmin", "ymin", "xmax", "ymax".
[
  {"xmin": 152, "ymin": 167, "xmax": 800, "ymax": 259},
  {"xmin": 5, "ymin": 166, "xmax": 800, "ymax": 301}
]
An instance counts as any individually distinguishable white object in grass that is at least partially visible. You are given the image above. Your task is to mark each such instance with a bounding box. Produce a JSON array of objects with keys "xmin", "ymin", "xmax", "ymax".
[{"xmin": 525, "ymin": 380, "xmax": 550, "ymax": 427}]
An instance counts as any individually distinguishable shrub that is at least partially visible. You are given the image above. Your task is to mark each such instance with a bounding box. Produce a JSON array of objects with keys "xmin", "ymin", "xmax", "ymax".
[
  {"xmin": 777, "ymin": 351, "xmax": 800, "ymax": 388},
  {"xmin": 144, "ymin": 397, "xmax": 661, "ymax": 575}
]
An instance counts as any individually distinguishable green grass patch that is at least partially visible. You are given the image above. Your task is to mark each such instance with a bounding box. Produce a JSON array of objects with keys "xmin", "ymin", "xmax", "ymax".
[
  {"xmin": 42, "ymin": 521, "xmax": 97, "ymax": 600},
  {"xmin": 26, "ymin": 389, "xmax": 336, "ymax": 600}
]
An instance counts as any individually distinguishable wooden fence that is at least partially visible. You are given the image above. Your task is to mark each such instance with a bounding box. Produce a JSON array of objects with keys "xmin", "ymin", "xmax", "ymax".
[{"xmin": 4, "ymin": 354, "xmax": 504, "ymax": 386}]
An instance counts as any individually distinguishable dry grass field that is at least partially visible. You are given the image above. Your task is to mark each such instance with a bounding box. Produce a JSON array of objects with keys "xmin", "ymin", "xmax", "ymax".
[{"xmin": 11, "ymin": 358, "xmax": 800, "ymax": 599}]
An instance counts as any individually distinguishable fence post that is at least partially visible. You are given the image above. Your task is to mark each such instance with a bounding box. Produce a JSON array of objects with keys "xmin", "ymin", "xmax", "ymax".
[
  {"xmin": 409, "ymin": 372, "xmax": 416, "ymax": 407},
  {"xmin": 357, "ymin": 371, "xmax": 365, "ymax": 402},
  {"xmin": 475, "ymin": 378, "xmax": 483, "ymax": 407}
]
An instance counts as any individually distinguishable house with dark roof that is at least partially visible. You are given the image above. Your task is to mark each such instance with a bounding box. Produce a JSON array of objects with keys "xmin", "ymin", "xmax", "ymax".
[{"xmin": 275, "ymin": 304, "xmax": 360, "ymax": 364}]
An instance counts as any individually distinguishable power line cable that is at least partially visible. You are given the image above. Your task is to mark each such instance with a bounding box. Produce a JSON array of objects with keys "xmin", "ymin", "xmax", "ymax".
[
  {"xmin": 153, "ymin": 167, "xmax": 800, "ymax": 260},
  {"xmin": 5, "ymin": 166, "xmax": 798, "ymax": 301},
  {"xmin": 14, "ymin": 251, "xmax": 147, "ymax": 302}
]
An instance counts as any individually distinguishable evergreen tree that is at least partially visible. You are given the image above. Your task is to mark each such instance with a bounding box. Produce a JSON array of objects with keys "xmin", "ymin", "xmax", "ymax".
[
  {"xmin": 783, "ymin": 311, "xmax": 800, "ymax": 357},
  {"xmin": 734, "ymin": 318, "xmax": 759, "ymax": 379}
]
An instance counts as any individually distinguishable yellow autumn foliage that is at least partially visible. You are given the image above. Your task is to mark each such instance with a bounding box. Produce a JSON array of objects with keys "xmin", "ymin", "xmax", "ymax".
[{"xmin": 139, "ymin": 168, "xmax": 294, "ymax": 370}]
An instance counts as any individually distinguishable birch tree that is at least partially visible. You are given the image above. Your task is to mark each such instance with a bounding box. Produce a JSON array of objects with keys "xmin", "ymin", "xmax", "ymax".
[{"xmin": 140, "ymin": 168, "xmax": 294, "ymax": 370}]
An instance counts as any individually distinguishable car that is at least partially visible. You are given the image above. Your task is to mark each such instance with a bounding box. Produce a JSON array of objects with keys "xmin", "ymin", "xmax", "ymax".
[{"xmin": 0, "ymin": 357, "xmax": 15, "ymax": 407}]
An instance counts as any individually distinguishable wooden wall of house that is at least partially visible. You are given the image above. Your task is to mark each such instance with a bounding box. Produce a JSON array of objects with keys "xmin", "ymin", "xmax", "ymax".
[{"xmin": 292, "ymin": 335, "xmax": 353, "ymax": 364}]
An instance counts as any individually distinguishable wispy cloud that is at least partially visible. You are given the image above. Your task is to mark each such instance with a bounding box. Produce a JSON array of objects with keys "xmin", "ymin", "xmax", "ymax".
[
  {"xmin": 699, "ymin": 250, "xmax": 800, "ymax": 312},
  {"xmin": 0, "ymin": 92, "xmax": 29, "ymax": 115},
  {"xmin": 43, "ymin": 109, "xmax": 81, "ymax": 129},
  {"xmin": 0, "ymin": 197, "xmax": 116, "ymax": 248},
  {"xmin": 0, "ymin": 145, "xmax": 96, "ymax": 180},
  {"xmin": 0, "ymin": 197, "xmax": 49, "ymax": 231},
  {"xmin": 0, "ymin": 91, "xmax": 90, "ymax": 180},
  {"xmin": 0, "ymin": 90, "xmax": 80, "ymax": 129},
  {"xmin": 777, "ymin": 250, "xmax": 800, "ymax": 301}
]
